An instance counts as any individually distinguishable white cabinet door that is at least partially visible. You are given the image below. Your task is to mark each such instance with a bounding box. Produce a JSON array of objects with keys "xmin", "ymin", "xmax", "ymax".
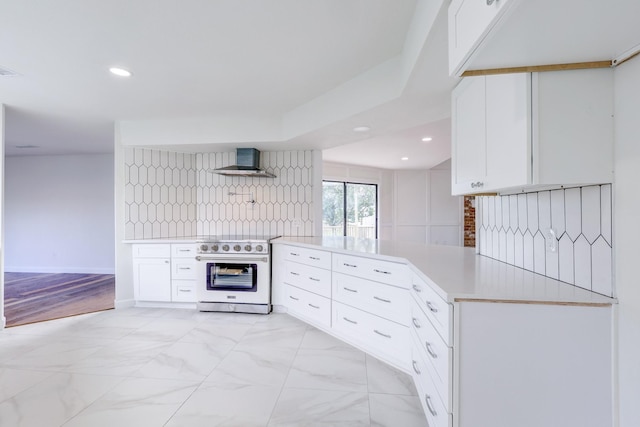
[
  {"xmin": 133, "ymin": 258, "xmax": 171, "ymax": 301},
  {"xmin": 448, "ymin": 0, "xmax": 514, "ymax": 76},
  {"xmin": 452, "ymin": 69, "xmax": 613, "ymax": 195},
  {"xmin": 485, "ymin": 72, "xmax": 530, "ymax": 189},
  {"xmin": 452, "ymin": 76, "xmax": 487, "ymax": 195}
]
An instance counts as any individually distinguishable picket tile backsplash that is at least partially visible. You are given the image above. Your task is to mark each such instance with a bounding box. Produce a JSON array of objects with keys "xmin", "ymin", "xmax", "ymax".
[
  {"xmin": 477, "ymin": 184, "xmax": 613, "ymax": 296},
  {"xmin": 124, "ymin": 148, "xmax": 314, "ymax": 239}
]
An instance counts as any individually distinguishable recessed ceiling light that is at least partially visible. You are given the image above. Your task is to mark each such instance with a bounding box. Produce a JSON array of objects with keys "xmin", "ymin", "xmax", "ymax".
[
  {"xmin": 401, "ymin": 157, "xmax": 409, "ymax": 161},
  {"xmin": 109, "ymin": 67, "xmax": 132, "ymax": 77},
  {"xmin": 353, "ymin": 126, "xmax": 370, "ymax": 132},
  {"xmin": 421, "ymin": 137, "xmax": 433, "ymax": 142}
]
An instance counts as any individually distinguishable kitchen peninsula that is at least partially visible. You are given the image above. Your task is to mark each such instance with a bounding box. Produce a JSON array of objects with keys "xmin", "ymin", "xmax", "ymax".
[{"xmin": 272, "ymin": 236, "xmax": 615, "ymax": 427}]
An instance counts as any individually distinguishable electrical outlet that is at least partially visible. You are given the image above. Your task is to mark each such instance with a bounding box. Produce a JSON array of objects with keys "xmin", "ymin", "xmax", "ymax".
[{"xmin": 293, "ymin": 219, "xmax": 301, "ymax": 228}]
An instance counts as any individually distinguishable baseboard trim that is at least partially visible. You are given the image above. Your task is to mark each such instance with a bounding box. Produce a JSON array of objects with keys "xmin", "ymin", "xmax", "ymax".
[{"xmin": 114, "ymin": 299, "xmax": 136, "ymax": 309}]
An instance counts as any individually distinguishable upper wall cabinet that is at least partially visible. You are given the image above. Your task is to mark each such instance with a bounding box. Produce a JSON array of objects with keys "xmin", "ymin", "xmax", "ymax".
[
  {"xmin": 448, "ymin": 0, "xmax": 515, "ymax": 76},
  {"xmin": 451, "ymin": 68, "xmax": 613, "ymax": 196},
  {"xmin": 448, "ymin": 0, "xmax": 640, "ymax": 76}
]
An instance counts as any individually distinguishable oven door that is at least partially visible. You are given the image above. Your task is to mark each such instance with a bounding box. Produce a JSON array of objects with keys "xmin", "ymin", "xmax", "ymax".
[
  {"xmin": 196, "ymin": 255, "xmax": 270, "ymax": 305},
  {"xmin": 206, "ymin": 261, "xmax": 257, "ymax": 292}
]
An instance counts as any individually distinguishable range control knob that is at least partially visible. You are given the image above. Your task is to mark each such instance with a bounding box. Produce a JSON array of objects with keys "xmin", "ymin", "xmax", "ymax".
[
  {"xmin": 244, "ymin": 245, "xmax": 252, "ymax": 252},
  {"xmin": 233, "ymin": 244, "xmax": 241, "ymax": 252},
  {"xmin": 200, "ymin": 244, "xmax": 209, "ymax": 252},
  {"xmin": 255, "ymin": 245, "xmax": 264, "ymax": 252},
  {"xmin": 212, "ymin": 244, "xmax": 219, "ymax": 252},
  {"xmin": 222, "ymin": 244, "xmax": 230, "ymax": 252}
]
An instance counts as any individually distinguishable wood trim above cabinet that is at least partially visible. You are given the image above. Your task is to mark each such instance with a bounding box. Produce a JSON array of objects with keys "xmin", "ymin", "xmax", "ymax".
[{"xmin": 461, "ymin": 60, "xmax": 612, "ymax": 77}]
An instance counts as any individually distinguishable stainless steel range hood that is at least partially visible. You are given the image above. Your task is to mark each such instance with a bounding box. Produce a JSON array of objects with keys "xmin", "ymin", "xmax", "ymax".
[{"xmin": 210, "ymin": 148, "xmax": 276, "ymax": 178}]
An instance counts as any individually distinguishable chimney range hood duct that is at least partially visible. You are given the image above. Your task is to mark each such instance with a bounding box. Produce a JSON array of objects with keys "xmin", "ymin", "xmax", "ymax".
[{"xmin": 211, "ymin": 148, "xmax": 276, "ymax": 178}]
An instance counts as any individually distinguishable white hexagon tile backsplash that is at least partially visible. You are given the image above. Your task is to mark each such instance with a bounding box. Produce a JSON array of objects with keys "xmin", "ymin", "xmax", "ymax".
[
  {"xmin": 124, "ymin": 148, "xmax": 314, "ymax": 240},
  {"xmin": 477, "ymin": 184, "xmax": 613, "ymax": 296}
]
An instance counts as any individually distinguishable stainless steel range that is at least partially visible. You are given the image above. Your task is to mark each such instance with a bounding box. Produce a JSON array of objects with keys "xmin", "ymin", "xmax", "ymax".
[{"xmin": 195, "ymin": 235, "xmax": 278, "ymax": 314}]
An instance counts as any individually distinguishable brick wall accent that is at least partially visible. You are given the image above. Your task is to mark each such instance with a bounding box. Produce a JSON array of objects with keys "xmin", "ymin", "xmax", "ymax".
[{"xmin": 464, "ymin": 196, "xmax": 476, "ymax": 247}]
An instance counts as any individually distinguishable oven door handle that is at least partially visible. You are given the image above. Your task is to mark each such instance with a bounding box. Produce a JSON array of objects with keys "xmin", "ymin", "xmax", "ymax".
[{"xmin": 195, "ymin": 256, "xmax": 269, "ymax": 263}]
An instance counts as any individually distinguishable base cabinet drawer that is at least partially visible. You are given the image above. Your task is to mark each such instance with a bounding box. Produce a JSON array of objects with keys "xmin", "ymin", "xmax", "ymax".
[
  {"xmin": 284, "ymin": 261, "xmax": 331, "ymax": 298},
  {"xmin": 333, "ymin": 253, "xmax": 410, "ymax": 287},
  {"xmin": 411, "ymin": 342, "xmax": 452, "ymax": 427},
  {"xmin": 172, "ymin": 280, "xmax": 196, "ymax": 302},
  {"xmin": 284, "ymin": 246, "xmax": 332, "ymax": 270},
  {"xmin": 172, "ymin": 259, "xmax": 197, "ymax": 280},
  {"xmin": 332, "ymin": 301, "xmax": 409, "ymax": 369},
  {"xmin": 284, "ymin": 284, "xmax": 331, "ymax": 328},
  {"xmin": 411, "ymin": 275, "xmax": 452, "ymax": 345},
  {"xmin": 333, "ymin": 272, "xmax": 408, "ymax": 325},
  {"xmin": 410, "ymin": 300, "xmax": 452, "ymax": 409}
]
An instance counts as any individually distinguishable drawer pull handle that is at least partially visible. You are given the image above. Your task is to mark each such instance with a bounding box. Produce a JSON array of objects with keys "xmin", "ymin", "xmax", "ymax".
[
  {"xmin": 425, "ymin": 342, "xmax": 438, "ymax": 359},
  {"xmin": 344, "ymin": 263, "xmax": 357, "ymax": 268},
  {"xmin": 344, "ymin": 287, "xmax": 358, "ymax": 293},
  {"xmin": 426, "ymin": 301, "xmax": 438, "ymax": 313},
  {"xmin": 425, "ymin": 395, "xmax": 438, "ymax": 417},
  {"xmin": 373, "ymin": 296, "xmax": 391, "ymax": 303},
  {"xmin": 178, "ymin": 289, "xmax": 191, "ymax": 293},
  {"xmin": 412, "ymin": 284, "xmax": 422, "ymax": 293},
  {"xmin": 308, "ymin": 303, "xmax": 320, "ymax": 309},
  {"xmin": 374, "ymin": 269, "xmax": 391, "ymax": 275},
  {"xmin": 290, "ymin": 272, "xmax": 300, "ymax": 276},
  {"xmin": 374, "ymin": 329, "xmax": 391, "ymax": 339},
  {"xmin": 309, "ymin": 277, "xmax": 320, "ymax": 282},
  {"xmin": 179, "ymin": 267, "xmax": 191, "ymax": 270},
  {"xmin": 343, "ymin": 317, "xmax": 358, "ymax": 325},
  {"xmin": 178, "ymin": 249, "xmax": 191, "ymax": 252},
  {"xmin": 309, "ymin": 256, "xmax": 320, "ymax": 260},
  {"xmin": 412, "ymin": 317, "xmax": 421, "ymax": 328},
  {"xmin": 289, "ymin": 296, "xmax": 300, "ymax": 301},
  {"xmin": 412, "ymin": 360, "xmax": 421, "ymax": 375},
  {"xmin": 290, "ymin": 252, "xmax": 300, "ymax": 257}
]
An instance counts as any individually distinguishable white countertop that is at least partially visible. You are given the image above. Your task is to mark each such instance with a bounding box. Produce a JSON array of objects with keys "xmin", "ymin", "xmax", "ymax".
[{"xmin": 273, "ymin": 236, "xmax": 616, "ymax": 306}]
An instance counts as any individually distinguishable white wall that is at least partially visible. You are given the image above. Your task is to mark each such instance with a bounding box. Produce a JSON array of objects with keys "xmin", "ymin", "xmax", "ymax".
[
  {"xmin": 0, "ymin": 105, "xmax": 5, "ymax": 328},
  {"xmin": 4, "ymin": 154, "xmax": 115, "ymax": 274},
  {"xmin": 613, "ymin": 54, "xmax": 640, "ymax": 427},
  {"xmin": 324, "ymin": 159, "xmax": 462, "ymax": 244}
]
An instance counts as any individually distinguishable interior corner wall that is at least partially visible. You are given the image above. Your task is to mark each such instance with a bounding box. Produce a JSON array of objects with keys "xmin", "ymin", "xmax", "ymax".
[
  {"xmin": 4, "ymin": 154, "xmax": 115, "ymax": 274},
  {"xmin": 613, "ymin": 53, "xmax": 640, "ymax": 427},
  {"xmin": 0, "ymin": 104, "xmax": 5, "ymax": 329}
]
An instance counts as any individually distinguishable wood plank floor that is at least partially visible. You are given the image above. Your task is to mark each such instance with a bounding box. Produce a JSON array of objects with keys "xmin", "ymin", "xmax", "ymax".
[{"xmin": 4, "ymin": 272, "xmax": 115, "ymax": 327}]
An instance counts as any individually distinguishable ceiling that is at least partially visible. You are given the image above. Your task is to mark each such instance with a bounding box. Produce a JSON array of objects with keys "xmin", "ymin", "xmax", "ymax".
[{"xmin": 0, "ymin": 0, "xmax": 458, "ymax": 169}]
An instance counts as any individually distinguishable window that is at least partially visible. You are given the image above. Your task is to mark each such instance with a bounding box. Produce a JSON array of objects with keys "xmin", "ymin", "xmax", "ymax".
[{"xmin": 322, "ymin": 181, "xmax": 377, "ymax": 238}]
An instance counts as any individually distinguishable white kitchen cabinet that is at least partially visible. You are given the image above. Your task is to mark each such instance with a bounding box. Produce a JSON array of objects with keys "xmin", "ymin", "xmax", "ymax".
[
  {"xmin": 272, "ymin": 238, "xmax": 614, "ymax": 426},
  {"xmin": 332, "ymin": 253, "xmax": 410, "ymax": 288},
  {"xmin": 452, "ymin": 68, "xmax": 613, "ymax": 195},
  {"xmin": 453, "ymin": 301, "xmax": 612, "ymax": 427},
  {"xmin": 274, "ymin": 244, "xmax": 332, "ymax": 328},
  {"xmin": 132, "ymin": 244, "xmax": 171, "ymax": 302},
  {"xmin": 284, "ymin": 284, "xmax": 331, "ymax": 328},
  {"xmin": 170, "ymin": 243, "xmax": 197, "ymax": 303},
  {"xmin": 448, "ymin": 0, "xmax": 516, "ymax": 76},
  {"xmin": 333, "ymin": 301, "xmax": 409, "ymax": 370},
  {"xmin": 132, "ymin": 243, "xmax": 196, "ymax": 304},
  {"xmin": 333, "ymin": 272, "xmax": 408, "ymax": 325}
]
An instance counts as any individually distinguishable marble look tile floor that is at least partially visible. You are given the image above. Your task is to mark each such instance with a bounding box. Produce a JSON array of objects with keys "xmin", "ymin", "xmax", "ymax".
[{"xmin": 0, "ymin": 308, "xmax": 427, "ymax": 427}]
